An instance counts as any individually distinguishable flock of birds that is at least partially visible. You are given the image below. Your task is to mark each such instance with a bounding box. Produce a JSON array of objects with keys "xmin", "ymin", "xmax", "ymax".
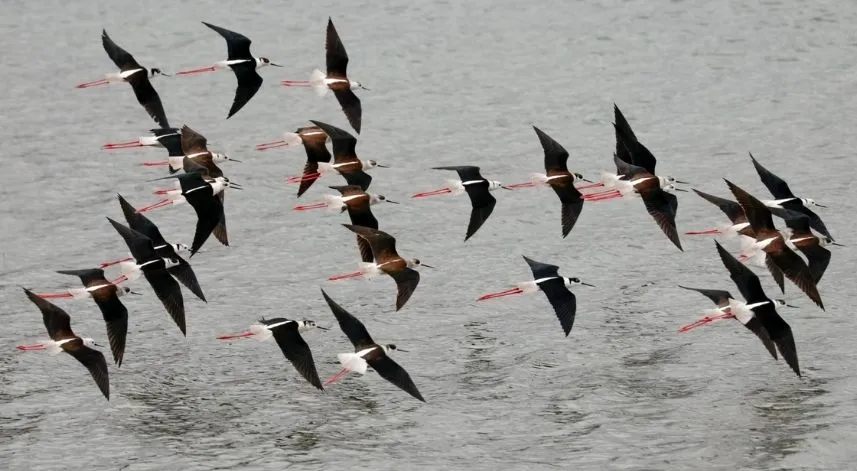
[{"xmin": 16, "ymin": 17, "xmax": 839, "ymax": 404}]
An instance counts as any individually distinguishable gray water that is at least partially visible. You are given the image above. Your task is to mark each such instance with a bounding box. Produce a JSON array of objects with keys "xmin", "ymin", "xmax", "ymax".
[{"xmin": 1, "ymin": 0, "xmax": 857, "ymax": 469}]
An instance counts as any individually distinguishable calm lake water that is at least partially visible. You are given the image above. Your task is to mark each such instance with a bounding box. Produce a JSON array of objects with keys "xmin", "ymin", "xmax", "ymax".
[{"xmin": 1, "ymin": 0, "xmax": 856, "ymax": 469}]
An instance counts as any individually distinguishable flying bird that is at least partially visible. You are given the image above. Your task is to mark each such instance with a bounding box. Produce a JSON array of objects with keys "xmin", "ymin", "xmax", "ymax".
[
  {"xmin": 725, "ymin": 179, "xmax": 824, "ymax": 310},
  {"xmin": 107, "ymin": 217, "xmax": 187, "ymax": 336},
  {"xmin": 176, "ymin": 22, "xmax": 282, "ymax": 118},
  {"xmin": 116, "ymin": 194, "xmax": 206, "ymax": 302},
  {"xmin": 505, "ymin": 127, "xmax": 590, "ymax": 237},
  {"xmin": 321, "ymin": 289, "xmax": 424, "ymax": 402},
  {"xmin": 415, "ymin": 166, "xmax": 511, "ymax": 241},
  {"xmin": 282, "ymin": 18, "xmax": 367, "ymax": 133},
  {"xmin": 749, "ymin": 153, "xmax": 831, "ymax": 240},
  {"xmin": 76, "ymin": 30, "xmax": 171, "ymax": 128},
  {"xmin": 19, "ymin": 288, "xmax": 110, "ymax": 400},
  {"xmin": 676, "ymin": 285, "xmax": 781, "ymax": 360},
  {"xmin": 329, "ymin": 225, "xmax": 432, "ymax": 311},
  {"xmin": 217, "ymin": 318, "xmax": 327, "ymax": 390},
  {"xmin": 713, "ymin": 241, "xmax": 801, "ymax": 377},
  {"xmin": 477, "ymin": 255, "xmax": 594, "ymax": 336}
]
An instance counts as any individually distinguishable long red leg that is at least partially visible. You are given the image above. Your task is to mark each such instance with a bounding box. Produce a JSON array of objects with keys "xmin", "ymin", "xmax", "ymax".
[
  {"xmin": 256, "ymin": 140, "xmax": 287, "ymax": 151},
  {"xmin": 685, "ymin": 229, "xmax": 722, "ymax": 235},
  {"xmin": 76, "ymin": 78, "xmax": 109, "ymax": 88},
  {"xmin": 101, "ymin": 140, "xmax": 142, "ymax": 149},
  {"xmin": 216, "ymin": 331, "xmax": 254, "ymax": 340},
  {"xmin": 576, "ymin": 182, "xmax": 605, "ymax": 190},
  {"xmin": 16, "ymin": 344, "xmax": 46, "ymax": 351},
  {"xmin": 323, "ymin": 368, "xmax": 350, "ymax": 386},
  {"xmin": 176, "ymin": 66, "xmax": 217, "ymax": 75},
  {"xmin": 412, "ymin": 187, "xmax": 453, "ymax": 198},
  {"xmin": 293, "ymin": 202, "xmax": 327, "ymax": 211},
  {"xmin": 678, "ymin": 313, "xmax": 735, "ymax": 333},
  {"xmin": 504, "ymin": 182, "xmax": 535, "ymax": 189},
  {"xmin": 100, "ymin": 257, "xmax": 134, "ymax": 268},
  {"xmin": 328, "ymin": 271, "xmax": 364, "ymax": 281},
  {"xmin": 36, "ymin": 292, "xmax": 72, "ymax": 299},
  {"xmin": 136, "ymin": 199, "xmax": 172, "ymax": 213},
  {"xmin": 477, "ymin": 287, "xmax": 523, "ymax": 301}
]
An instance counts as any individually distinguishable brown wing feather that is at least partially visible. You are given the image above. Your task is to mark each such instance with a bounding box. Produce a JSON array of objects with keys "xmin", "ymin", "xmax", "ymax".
[
  {"xmin": 390, "ymin": 267, "xmax": 420, "ymax": 311},
  {"xmin": 767, "ymin": 241, "xmax": 824, "ymax": 309},
  {"xmin": 24, "ymin": 289, "xmax": 75, "ymax": 340},
  {"xmin": 180, "ymin": 125, "xmax": 208, "ymax": 155},
  {"xmin": 357, "ymin": 235, "xmax": 374, "ymax": 263},
  {"xmin": 763, "ymin": 254, "xmax": 786, "ymax": 293},
  {"xmin": 343, "ymin": 224, "xmax": 399, "ymax": 262}
]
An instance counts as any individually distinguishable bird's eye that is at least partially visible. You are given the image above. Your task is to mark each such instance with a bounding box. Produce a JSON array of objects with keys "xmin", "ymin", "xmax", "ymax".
[
  {"xmin": 414, "ymin": 259, "xmax": 420, "ymax": 264},
  {"xmin": 379, "ymin": 195, "xmax": 385, "ymax": 200},
  {"xmin": 572, "ymin": 277, "xmax": 580, "ymax": 283}
]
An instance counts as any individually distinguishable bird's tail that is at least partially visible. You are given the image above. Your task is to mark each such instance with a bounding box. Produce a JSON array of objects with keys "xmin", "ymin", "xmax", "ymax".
[
  {"xmin": 358, "ymin": 262, "xmax": 381, "ymax": 279},
  {"xmin": 323, "ymin": 194, "xmax": 346, "ymax": 213},
  {"xmin": 337, "ymin": 352, "xmax": 368, "ymax": 374},
  {"xmin": 310, "ymin": 69, "xmax": 328, "ymax": 96}
]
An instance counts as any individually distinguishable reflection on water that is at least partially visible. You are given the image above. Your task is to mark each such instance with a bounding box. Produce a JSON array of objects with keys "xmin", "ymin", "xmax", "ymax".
[
  {"xmin": 746, "ymin": 377, "xmax": 830, "ymax": 468},
  {"xmin": 459, "ymin": 321, "xmax": 505, "ymax": 392}
]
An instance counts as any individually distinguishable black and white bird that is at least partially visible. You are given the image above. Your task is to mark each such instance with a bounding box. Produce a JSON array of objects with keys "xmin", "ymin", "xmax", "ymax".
[
  {"xmin": 413, "ymin": 166, "xmax": 512, "ymax": 241},
  {"xmin": 320, "ymin": 289, "xmax": 425, "ymax": 402},
  {"xmin": 18, "ymin": 289, "xmax": 110, "ymax": 400},
  {"xmin": 676, "ymin": 285, "xmax": 789, "ymax": 361},
  {"xmin": 477, "ymin": 255, "xmax": 594, "ymax": 336},
  {"xmin": 713, "ymin": 241, "xmax": 802, "ymax": 377},
  {"xmin": 749, "ymin": 153, "xmax": 832, "ymax": 240},
  {"xmin": 107, "ymin": 217, "xmax": 186, "ymax": 336},
  {"xmin": 176, "ymin": 22, "xmax": 282, "ymax": 118},
  {"xmin": 282, "ymin": 18, "xmax": 367, "ymax": 133},
  {"xmin": 524, "ymin": 126, "xmax": 590, "ymax": 237},
  {"xmin": 116, "ymin": 194, "xmax": 207, "ymax": 302},
  {"xmin": 216, "ymin": 318, "xmax": 327, "ymax": 390},
  {"xmin": 77, "ymin": 30, "xmax": 170, "ymax": 128},
  {"xmin": 142, "ymin": 171, "xmax": 241, "ymax": 255}
]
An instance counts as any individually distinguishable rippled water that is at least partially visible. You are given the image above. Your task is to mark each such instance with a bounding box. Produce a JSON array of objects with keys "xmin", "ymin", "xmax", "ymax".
[{"xmin": 2, "ymin": 0, "xmax": 857, "ymax": 469}]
